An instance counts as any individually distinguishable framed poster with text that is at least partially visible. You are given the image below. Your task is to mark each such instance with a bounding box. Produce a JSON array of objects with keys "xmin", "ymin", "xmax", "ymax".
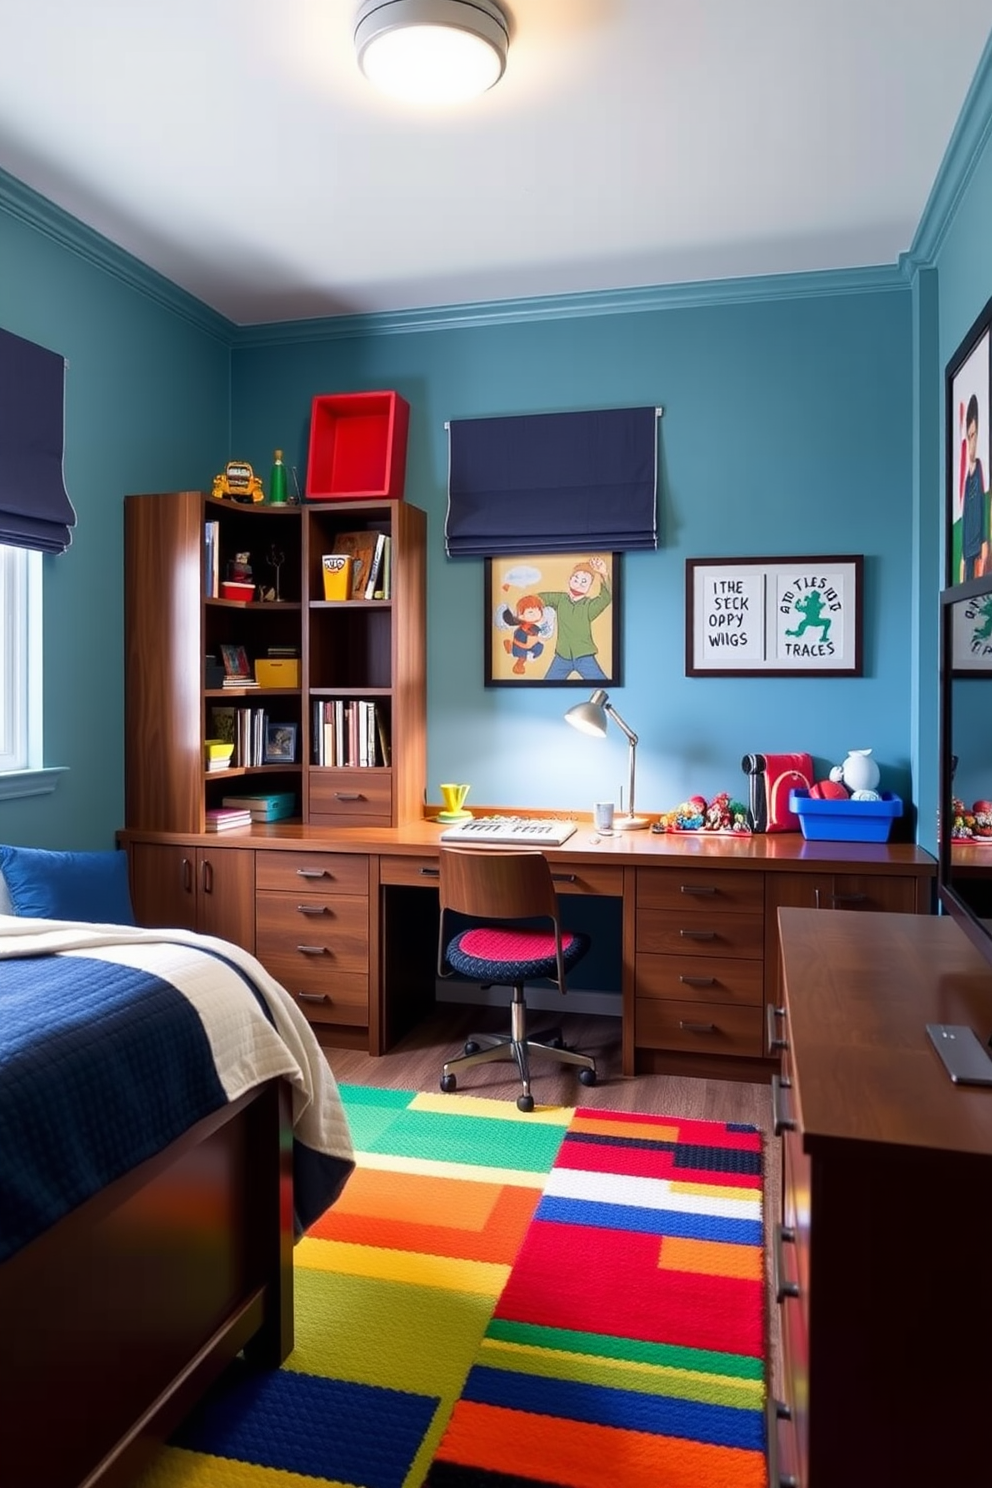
[{"xmin": 686, "ymin": 555, "xmax": 863, "ymax": 677}]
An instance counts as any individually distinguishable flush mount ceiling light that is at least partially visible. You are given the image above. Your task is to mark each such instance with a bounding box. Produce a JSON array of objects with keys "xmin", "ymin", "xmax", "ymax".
[{"xmin": 355, "ymin": 0, "xmax": 509, "ymax": 106}]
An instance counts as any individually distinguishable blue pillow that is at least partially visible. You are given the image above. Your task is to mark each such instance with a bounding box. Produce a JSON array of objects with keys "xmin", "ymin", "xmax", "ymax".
[{"xmin": 0, "ymin": 845, "xmax": 135, "ymax": 925}]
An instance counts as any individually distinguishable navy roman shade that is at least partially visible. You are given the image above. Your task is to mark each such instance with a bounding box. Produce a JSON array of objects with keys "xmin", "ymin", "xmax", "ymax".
[
  {"xmin": 445, "ymin": 406, "xmax": 659, "ymax": 557},
  {"xmin": 0, "ymin": 327, "xmax": 76, "ymax": 554}
]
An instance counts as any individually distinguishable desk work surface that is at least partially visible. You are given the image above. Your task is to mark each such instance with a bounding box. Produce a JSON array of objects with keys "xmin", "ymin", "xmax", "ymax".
[{"xmin": 161, "ymin": 815, "xmax": 937, "ymax": 872}]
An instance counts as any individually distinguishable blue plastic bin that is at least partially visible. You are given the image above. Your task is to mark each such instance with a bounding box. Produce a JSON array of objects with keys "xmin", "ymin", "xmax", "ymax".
[{"xmin": 789, "ymin": 789, "xmax": 903, "ymax": 842}]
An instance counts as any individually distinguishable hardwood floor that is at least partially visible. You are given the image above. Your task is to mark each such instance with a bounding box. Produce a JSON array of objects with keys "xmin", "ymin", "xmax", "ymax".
[
  {"xmin": 321, "ymin": 1006, "xmax": 783, "ymax": 1401},
  {"xmin": 323, "ymin": 1004, "xmax": 773, "ymax": 1125}
]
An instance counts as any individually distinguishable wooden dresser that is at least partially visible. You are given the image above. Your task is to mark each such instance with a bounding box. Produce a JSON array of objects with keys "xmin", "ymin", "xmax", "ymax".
[{"xmin": 772, "ymin": 908, "xmax": 992, "ymax": 1488}]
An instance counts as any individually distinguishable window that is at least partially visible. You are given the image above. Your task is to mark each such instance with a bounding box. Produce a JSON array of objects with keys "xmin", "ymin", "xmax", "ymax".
[
  {"xmin": 0, "ymin": 545, "xmax": 62, "ymax": 797},
  {"xmin": 0, "ymin": 544, "xmax": 38, "ymax": 773}
]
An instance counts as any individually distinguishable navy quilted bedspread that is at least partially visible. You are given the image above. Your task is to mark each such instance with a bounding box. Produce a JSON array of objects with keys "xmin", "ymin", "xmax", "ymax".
[{"xmin": 0, "ymin": 953, "xmax": 229, "ymax": 1262}]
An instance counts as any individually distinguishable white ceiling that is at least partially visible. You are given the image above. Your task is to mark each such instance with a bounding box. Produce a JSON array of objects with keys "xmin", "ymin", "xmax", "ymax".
[{"xmin": 0, "ymin": 1, "xmax": 989, "ymax": 326}]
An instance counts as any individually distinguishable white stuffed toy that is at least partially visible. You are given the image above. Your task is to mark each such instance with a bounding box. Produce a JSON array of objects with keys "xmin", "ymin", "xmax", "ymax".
[{"xmin": 829, "ymin": 748, "xmax": 881, "ymax": 800}]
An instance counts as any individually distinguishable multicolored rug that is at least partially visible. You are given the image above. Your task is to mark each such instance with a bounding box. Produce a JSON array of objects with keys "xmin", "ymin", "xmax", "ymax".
[
  {"xmin": 135, "ymin": 1089, "xmax": 766, "ymax": 1488},
  {"xmin": 427, "ymin": 1107, "xmax": 767, "ymax": 1488}
]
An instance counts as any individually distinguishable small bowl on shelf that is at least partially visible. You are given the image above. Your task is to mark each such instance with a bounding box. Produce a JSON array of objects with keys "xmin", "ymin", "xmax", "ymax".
[{"xmin": 221, "ymin": 580, "xmax": 255, "ymax": 603}]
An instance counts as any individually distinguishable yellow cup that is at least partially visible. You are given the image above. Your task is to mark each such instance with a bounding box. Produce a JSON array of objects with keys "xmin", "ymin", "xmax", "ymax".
[{"xmin": 440, "ymin": 783, "xmax": 470, "ymax": 815}]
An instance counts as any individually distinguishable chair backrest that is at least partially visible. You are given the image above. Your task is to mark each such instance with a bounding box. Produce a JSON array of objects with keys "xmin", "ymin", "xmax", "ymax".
[
  {"xmin": 437, "ymin": 847, "xmax": 569, "ymax": 988},
  {"xmin": 438, "ymin": 847, "xmax": 560, "ymax": 923}
]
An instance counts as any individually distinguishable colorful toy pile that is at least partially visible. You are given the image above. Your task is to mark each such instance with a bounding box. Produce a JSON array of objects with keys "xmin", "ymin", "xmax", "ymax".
[
  {"xmin": 656, "ymin": 791, "xmax": 751, "ymax": 834},
  {"xmin": 951, "ymin": 798, "xmax": 992, "ymax": 839}
]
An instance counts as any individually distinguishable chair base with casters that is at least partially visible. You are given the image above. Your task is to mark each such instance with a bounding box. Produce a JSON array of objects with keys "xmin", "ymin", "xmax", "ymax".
[{"xmin": 437, "ymin": 848, "xmax": 598, "ymax": 1113}]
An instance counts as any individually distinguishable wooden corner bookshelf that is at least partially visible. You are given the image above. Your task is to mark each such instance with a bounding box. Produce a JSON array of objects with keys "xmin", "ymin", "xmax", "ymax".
[{"xmin": 124, "ymin": 492, "xmax": 425, "ymax": 835}]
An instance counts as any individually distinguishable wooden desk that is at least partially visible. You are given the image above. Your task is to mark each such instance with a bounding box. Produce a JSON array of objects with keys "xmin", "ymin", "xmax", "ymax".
[
  {"xmin": 772, "ymin": 909, "xmax": 992, "ymax": 1488},
  {"xmin": 121, "ymin": 822, "xmax": 935, "ymax": 1078}
]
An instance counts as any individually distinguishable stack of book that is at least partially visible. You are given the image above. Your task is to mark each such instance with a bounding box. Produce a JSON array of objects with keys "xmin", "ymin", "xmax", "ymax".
[
  {"xmin": 205, "ymin": 806, "xmax": 253, "ymax": 832},
  {"xmin": 221, "ymin": 791, "xmax": 296, "ymax": 823},
  {"xmin": 205, "ymin": 739, "xmax": 235, "ymax": 772}
]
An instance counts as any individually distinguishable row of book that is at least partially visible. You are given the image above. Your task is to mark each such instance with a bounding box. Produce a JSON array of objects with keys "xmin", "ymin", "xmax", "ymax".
[
  {"xmin": 313, "ymin": 698, "xmax": 390, "ymax": 767},
  {"xmin": 204, "ymin": 520, "xmax": 220, "ymax": 598},
  {"xmin": 210, "ymin": 706, "xmax": 295, "ymax": 767}
]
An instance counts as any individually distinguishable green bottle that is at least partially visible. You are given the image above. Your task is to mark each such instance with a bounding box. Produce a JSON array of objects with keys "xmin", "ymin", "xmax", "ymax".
[{"xmin": 269, "ymin": 448, "xmax": 288, "ymax": 505}]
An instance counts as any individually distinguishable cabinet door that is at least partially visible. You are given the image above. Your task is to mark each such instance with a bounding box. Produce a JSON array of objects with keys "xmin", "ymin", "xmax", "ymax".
[
  {"xmin": 196, "ymin": 847, "xmax": 256, "ymax": 950},
  {"xmin": 130, "ymin": 842, "xmax": 197, "ymax": 931},
  {"xmin": 129, "ymin": 840, "xmax": 255, "ymax": 952}
]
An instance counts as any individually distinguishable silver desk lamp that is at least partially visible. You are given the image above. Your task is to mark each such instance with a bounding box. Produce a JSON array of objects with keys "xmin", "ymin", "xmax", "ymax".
[{"xmin": 565, "ymin": 688, "xmax": 648, "ymax": 830}]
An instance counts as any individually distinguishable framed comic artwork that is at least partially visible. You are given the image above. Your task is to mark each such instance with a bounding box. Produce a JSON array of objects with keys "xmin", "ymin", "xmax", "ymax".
[
  {"xmin": 947, "ymin": 294, "xmax": 992, "ymax": 586},
  {"xmin": 484, "ymin": 552, "xmax": 621, "ymax": 687},
  {"xmin": 685, "ymin": 555, "xmax": 863, "ymax": 677}
]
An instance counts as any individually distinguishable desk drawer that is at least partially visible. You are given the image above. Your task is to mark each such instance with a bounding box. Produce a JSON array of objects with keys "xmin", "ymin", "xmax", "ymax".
[
  {"xmin": 635, "ymin": 997, "xmax": 764, "ymax": 1056},
  {"xmin": 637, "ymin": 867, "xmax": 763, "ymax": 913},
  {"xmin": 256, "ymin": 892, "xmax": 369, "ymax": 971},
  {"xmin": 636, "ymin": 953, "xmax": 764, "ymax": 1006},
  {"xmin": 380, "ymin": 855, "xmax": 443, "ymax": 887},
  {"xmin": 277, "ymin": 969, "xmax": 369, "ymax": 1026},
  {"xmin": 309, "ymin": 768, "xmax": 392, "ymax": 825},
  {"xmin": 378, "ymin": 855, "xmax": 623, "ymax": 898},
  {"xmin": 637, "ymin": 908, "xmax": 764, "ymax": 959},
  {"xmin": 548, "ymin": 862, "xmax": 623, "ymax": 896},
  {"xmin": 256, "ymin": 849, "xmax": 370, "ymax": 895}
]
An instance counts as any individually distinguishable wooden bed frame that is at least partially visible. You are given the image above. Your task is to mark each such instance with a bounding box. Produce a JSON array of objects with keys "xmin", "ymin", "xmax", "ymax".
[{"xmin": 0, "ymin": 1077, "xmax": 294, "ymax": 1488}]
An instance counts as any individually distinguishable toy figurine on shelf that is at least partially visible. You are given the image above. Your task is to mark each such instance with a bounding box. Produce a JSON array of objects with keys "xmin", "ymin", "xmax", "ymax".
[
  {"xmin": 227, "ymin": 552, "xmax": 252, "ymax": 584},
  {"xmin": 212, "ymin": 460, "xmax": 264, "ymax": 503}
]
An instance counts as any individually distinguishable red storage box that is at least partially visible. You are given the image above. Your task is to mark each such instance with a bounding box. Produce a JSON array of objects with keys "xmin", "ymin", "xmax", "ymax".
[{"xmin": 305, "ymin": 390, "xmax": 409, "ymax": 501}]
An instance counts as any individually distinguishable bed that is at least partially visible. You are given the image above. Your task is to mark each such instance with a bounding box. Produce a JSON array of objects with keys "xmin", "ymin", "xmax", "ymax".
[{"xmin": 0, "ymin": 912, "xmax": 356, "ymax": 1488}]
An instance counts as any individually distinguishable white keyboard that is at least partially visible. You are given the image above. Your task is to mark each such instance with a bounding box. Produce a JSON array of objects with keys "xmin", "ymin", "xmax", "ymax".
[{"xmin": 439, "ymin": 815, "xmax": 578, "ymax": 847}]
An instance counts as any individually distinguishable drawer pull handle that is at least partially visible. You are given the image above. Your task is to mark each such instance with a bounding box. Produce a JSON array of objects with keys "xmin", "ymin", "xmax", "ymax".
[
  {"xmin": 680, "ymin": 929, "xmax": 716, "ymax": 941},
  {"xmin": 680, "ymin": 884, "xmax": 716, "ymax": 896},
  {"xmin": 773, "ymin": 1224, "xmax": 800, "ymax": 1303},
  {"xmin": 679, "ymin": 975, "xmax": 715, "ymax": 987},
  {"xmin": 771, "ymin": 1073, "xmax": 796, "ymax": 1135},
  {"xmin": 297, "ymin": 945, "xmax": 329, "ymax": 956},
  {"xmin": 419, "ymin": 867, "xmax": 440, "ymax": 878},
  {"xmin": 830, "ymin": 892, "xmax": 867, "ymax": 905},
  {"xmin": 297, "ymin": 904, "xmax": 329, "ymax": 916},
  {"xmin": 551, "ymin": 873, "xmax": 577, "ymax": 883},
  {"xmin": 297, "ymin": 992, "xmax": 329, "ymax": 1004},
  {"xmin": 766, "ymin": 1003, "xmax": 789, "ymax": 1052},
  {"xmin": 679, "ymin": 1020, "xmax": 717, "ymax": 1033},
  {"xmin": 181, "ymin": 857, "xmax": 193, "ymax": 893},
  {"xmin": 297, "ymin": 868, "xmax": 329, "ymax": 879},
  {"xmin": 334, "ymin": 791, "xmax": 363, "ymax": 801},
  {"xmin": 766, "ymin": 1397, "xmax": 798, "ymax": 1488}
]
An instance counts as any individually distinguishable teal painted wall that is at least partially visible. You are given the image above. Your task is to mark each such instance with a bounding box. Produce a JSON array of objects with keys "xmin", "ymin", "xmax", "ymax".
[
  {"xmin": 0, "ymin": 175, "xmax": 231, "ymax": 848},
  {"xmin": 7, "ymin": 33, "xmax": 992, "ymax": 852},
  {"xmin": 233, "ymin": 282, "xmax": 917, "ymax": 822}
]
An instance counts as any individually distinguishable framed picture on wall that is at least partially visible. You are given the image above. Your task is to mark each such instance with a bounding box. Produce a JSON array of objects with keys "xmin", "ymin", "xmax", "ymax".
[
  {"xmin": 484, "ymin": 552, "xmax": 621, "ymax": 687},
  {"xmin": 686, "ymin": 555, "xmax": 863, "ymax": 676},
  {"xmin": 946, "ymin": 294, "xmax": 992, "ymax": 586},
  {"xmin": 948, "ymin": 585, "xmax": 992, "ymax": 673}
]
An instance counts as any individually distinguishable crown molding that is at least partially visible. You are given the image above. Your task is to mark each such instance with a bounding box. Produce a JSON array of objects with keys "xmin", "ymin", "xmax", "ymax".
[
  {"xmin": 0, "ymin": 166, "xmax": 234, "ymax": 344},
  {"xmin": 0, "ymin": 161, "xmax": 907, "ymax": 351},
  {"xmin": 906, "ymin": 29, "xmax": 992, "ymax": 270},
  {"xmin": 232, "ymin": 264, "xmax": 906, "ymax": 347}
]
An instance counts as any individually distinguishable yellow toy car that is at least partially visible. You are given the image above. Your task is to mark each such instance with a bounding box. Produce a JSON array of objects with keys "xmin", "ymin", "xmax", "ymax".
[{"xmin": 212, "ymin": 460, "xmax": 264, "ymax": 503}]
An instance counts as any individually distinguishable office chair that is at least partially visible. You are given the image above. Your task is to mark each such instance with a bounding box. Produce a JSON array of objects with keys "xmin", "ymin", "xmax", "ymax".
[{"xmin": 437, "ymin": 846, "xmax": 598, "ymax": 1113}]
